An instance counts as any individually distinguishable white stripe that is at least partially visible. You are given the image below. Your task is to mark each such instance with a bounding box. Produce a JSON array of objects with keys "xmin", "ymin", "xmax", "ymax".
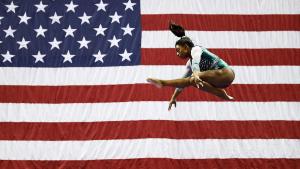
[
  {"xmin": 0, "ymin": 139, "xmax": 299, "ymax": 160},
  {"xmin": 0, "ymin": 66, "xmax": 299, "ymax": 85},
  {"xmin": 142, "ymin": 31, "xmax": 300, "ymax": 48},
  {"xmin": 0, "ymin": 102, "xmax": 299, "ymax": 122},
  {"xmin": 141, "ymin": 0, "xmax": 300, "ymax": 14}
]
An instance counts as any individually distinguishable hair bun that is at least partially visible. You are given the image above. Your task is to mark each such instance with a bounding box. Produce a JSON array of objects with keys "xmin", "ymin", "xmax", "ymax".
[{"xmin": 169, "ymin": 21, "xmax": 185, "ymax": 37}]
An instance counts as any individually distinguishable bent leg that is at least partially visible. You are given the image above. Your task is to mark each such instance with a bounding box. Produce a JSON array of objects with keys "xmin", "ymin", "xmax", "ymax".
[
  {"xmin": 199, "ymin": 80, "xmax": 234, "ymax": 100},
  {"xmin": 147, "ymin": 77, "xmax": 233, "ymax": 100},
  {"xmin": 195, "ymin": 68, "xmax": 235, "ymax": 88}
]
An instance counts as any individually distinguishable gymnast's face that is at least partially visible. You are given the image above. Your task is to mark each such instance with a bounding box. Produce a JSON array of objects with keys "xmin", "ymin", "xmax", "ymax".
[{"xmin": 175, "ymin": 44, "xmax": 190, "ymax": 59}]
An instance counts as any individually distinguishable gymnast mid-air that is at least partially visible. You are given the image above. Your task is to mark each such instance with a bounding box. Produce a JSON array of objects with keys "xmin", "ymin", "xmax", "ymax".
[{"xmin": 147, "ymin": 22, "xmax": 235, "ymax": 110}]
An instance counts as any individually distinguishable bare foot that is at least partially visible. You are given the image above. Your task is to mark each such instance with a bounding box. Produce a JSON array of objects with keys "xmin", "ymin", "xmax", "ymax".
[
  {"xmin": 221, "ymin": 89, "xmax": 234, "ymax": 100},
  {"xmin": 146, "ymin": 78, "xmax": 163, "ymax": 88},
  {"xmin": 225, "ymin": 95, "xmax": 234, "ymax": 100}
]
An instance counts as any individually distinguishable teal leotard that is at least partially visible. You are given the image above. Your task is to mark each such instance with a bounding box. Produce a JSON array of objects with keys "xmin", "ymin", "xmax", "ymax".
[{"xmin": 192, "ymin": 46, "xmax": 229, "ymax": 72}]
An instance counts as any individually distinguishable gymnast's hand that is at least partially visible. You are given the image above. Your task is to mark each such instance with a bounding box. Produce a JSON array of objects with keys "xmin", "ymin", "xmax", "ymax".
[
  {"xmin": 168, "ymin": 99, "xmax": 176, "ymax": 111},
  {"xmin": 192, "ymin": 72, "xmax": 204, "ymax": 88}
]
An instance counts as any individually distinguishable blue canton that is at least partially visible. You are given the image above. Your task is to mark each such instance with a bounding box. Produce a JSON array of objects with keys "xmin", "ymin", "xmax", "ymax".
[{"xmin": 0, "ymin": 0, "xmax": 141, "ymax": 67}]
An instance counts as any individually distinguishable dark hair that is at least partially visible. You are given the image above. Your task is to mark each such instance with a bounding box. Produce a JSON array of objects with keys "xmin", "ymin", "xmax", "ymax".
[
  {"xmin": 175, "ymin": 36, "xmax": 194, "ymax": 48},
  {"xmin": 169, "ymin": 21, "xmax": 194, "ymax": 48}
]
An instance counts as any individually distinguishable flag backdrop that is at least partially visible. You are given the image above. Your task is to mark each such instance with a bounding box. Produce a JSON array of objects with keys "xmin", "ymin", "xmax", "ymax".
[{"xmin": 0, "ymin": 0, "xmax": 300, "ymax": 168}]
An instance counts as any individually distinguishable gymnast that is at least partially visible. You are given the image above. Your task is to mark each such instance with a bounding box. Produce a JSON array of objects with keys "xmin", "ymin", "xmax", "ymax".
[{"xmin": 147, "ymin": 22, "xmax": 235, "ymax": 110}]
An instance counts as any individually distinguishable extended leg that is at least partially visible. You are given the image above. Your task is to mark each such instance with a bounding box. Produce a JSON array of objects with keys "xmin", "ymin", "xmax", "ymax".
[
  {"xmin": 147, "ymin": 77, "xmax": 193, "ymax": 88},
  {"xmin": 147, "ymin": 77, "xmax": 233, "ymax": 100}
]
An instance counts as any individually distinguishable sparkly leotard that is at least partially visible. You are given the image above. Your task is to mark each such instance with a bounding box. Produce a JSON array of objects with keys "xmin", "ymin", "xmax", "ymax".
[{"xmin": 190, "ymin": 46, "xmax": 229, "ymax": 72}]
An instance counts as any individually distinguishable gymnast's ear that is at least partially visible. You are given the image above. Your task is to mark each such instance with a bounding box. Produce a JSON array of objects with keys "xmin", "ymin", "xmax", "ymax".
[{"xmin": 169, "ymin": 21, "xmax": 185, "ymax": 38}]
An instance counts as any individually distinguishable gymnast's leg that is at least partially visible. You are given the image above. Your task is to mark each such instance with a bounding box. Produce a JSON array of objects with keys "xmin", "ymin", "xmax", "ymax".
[{"xmin": 146, "ymin": 77, "xmax": 233, "ymax": 100}]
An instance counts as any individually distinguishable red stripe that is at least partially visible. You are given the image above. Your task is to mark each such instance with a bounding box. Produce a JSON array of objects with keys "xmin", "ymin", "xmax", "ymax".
[
  {"xmin": 0, "ymin": 84, "xmax": 299, "ymax": 103},
  {"xmin": 1, "ymin": 159, "xmax": 299, "ymax": 169},
  {"xmin": 0, "ymin": 121, "xmax": 299, "ymax": 140},
  {"xmin": 141, "ymin": 48, "xmax": 300, "ymax": 65},
  {"xmin": 142, "ymin": 14, "xmax": 300, "ymax": 31}
]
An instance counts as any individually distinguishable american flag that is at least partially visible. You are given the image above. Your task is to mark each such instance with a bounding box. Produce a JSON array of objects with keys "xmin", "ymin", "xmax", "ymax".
[{"xmin": 0, "ymin": 0, "xmax": 300, "ymax": 168}]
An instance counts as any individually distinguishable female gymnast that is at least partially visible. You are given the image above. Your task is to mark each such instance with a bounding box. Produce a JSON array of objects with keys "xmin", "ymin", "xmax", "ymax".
[{"xmin": 147, "ymin": 22, "xmax": 235, "ymax": 110}]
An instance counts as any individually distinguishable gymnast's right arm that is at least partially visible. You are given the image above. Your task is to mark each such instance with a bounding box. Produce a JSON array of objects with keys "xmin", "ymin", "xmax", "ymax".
[{"xmin": 168, "ymin": 62, "xmax": 192, "ymax": 110}]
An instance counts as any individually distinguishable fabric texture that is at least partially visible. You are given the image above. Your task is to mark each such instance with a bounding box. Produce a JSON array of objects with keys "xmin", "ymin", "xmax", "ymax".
[{"xmin": 0, "ymin": 0, "xmax": 299, "ymax": 168}]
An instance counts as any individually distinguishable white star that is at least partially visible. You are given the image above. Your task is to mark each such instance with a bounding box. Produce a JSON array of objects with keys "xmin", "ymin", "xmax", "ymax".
[
  {"xmin": 18, "ymin": 12, "xmax": 31, "ymax": 25},
  {"xmin": 78, "ymin": 12, "xmax": 91, "ymax": 25},
  {"xmin": 0, "ymin": 16, "xmax": 3, "ymax": 24},
  {"xmin": 77, "ymin": 37, "xmax": 91, "ymax": 49},
  {"xmin": 49, "ymin": 12, "xmax": 62, "ymax": 24},
  {"xmin": 34, "ymin": 25, "xmax": 47, "ymax": 37},
  {"xmin": 62, "ymin": 50, "xmax": 75, "ymax": 63},
  {"xmin": 49, "ymin": 38, "xmax": 62, "ymax": 50},
  {"xmin": 108, "ymin": 36, "xmax": 121, "ymax": 48},
  {"xmin": 93, "ymin": 50, "xmax": 106, "ymax": 63},
  {"xmin": 94, "ymin": 24, "xmax": 107, "ymax": 36},
  {"xmin": 109, "ymin": 12, "xmax": 122, "ymax": 24},
  {"xmin": 63, "ymin": 25, "xmax": 76, "ymax": 37},
  {"xmin": 95, "ymin": 0, "xmax": 108, "ymax": 12},
  {"xmin": 35, "ymin": 1, "xmax": 48, "ymax": 12},
  {"xmin": 4, "ymin": 26, "xmax": 16, "ymax": 38},
  {"xmin": 123, "ymin": 0, "xmax": 136, "ymax": 11},
  {"xmin": 1, "ymin": 51, "xmax": 15, "ymax": 63},
  {"xmin": 32, "ymin": 51, "xmax": 46, "ymax": 63},
  {"xmin": 65, "ymin": 1, "xmax": 78, "ymax": 13},
  {"xmin": 17, "ymin": 37, "xmax": 30, "ymax": 49},
  {"xmin": 5, "ymin": 2, "xmax": 19, "ymax": 13},
  {"xmin": 121, "ymin": 24, "xmax": 135, "ymax": 36},
  {"xmin": 119, "ymin": 49, "xmax": 132, "ymax": 62}
]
